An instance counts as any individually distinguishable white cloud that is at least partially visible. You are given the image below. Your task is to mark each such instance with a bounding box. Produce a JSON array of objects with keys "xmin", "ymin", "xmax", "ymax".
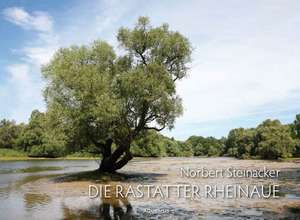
[
  {"xmin": 22, "ymin": 45, "xmax": 57, "ymax": 65},
  {"xmin": 3, "ymin": 7, "xmax": 53, "ymax": 32},
  {"xmin": 3, "ymin": 7, "xmax": 58, "ymax": 66},
  {"xmin": 3, "ymin": 7, "xmax": 58, "ymax": 67},
  {"xmin": 6, "ymin": 64, "xmax": 30, "ymax": 82},
  {"xmin": 3, "ymin": 63, "xmax": 44, "ymax": 122},
  {"xmin": 144, "ymin": 0, "xmax": 300, "ymax": 138},
  {"xmin": 78, "ymin": 0, "xmax": 300, "ymax": 139},
  {"xmin": 2, "ymin": 1, "xmax": 300, "ymax": 138},
  {"xmin": 1, "ymin": 7, "xmax": 55, "ymax": 122},
  {"xmin": 1, "ymin": 2, "xmax": 129, "ymax": 122}
]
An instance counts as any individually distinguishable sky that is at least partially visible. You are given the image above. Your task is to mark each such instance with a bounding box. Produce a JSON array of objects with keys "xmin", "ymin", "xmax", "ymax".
[{"xmin": 0, "ymin": 0, "xmax": 300, "ymax": 140}]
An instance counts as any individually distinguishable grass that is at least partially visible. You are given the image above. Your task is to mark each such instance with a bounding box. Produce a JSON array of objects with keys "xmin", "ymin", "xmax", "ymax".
[
  {"xmin": 0, "ymin": 156, "xmax": 98, "ymax": 161},
  {"xmin": 0, "ymin": 148, "xmax": 27, "ymax": 157},
  {"xmin": 278, "ymin": 157, "xmax": 300, "ymax": 163},
  {"xmin": 0, "ymin": 148, "xmax": 98, "ymax": 161},
  {"xmin": 1, "ymin": 148, "xmax": 300, "ymax": 162},
  {"xmin": 0, "ymin": 148, "xmax": 28, "ymax": 160}
]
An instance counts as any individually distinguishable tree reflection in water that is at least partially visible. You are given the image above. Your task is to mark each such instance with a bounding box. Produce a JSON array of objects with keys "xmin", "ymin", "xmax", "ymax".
[{"xmin": 63, "ymin": 184, "xmax": 136, "ymax": 220}]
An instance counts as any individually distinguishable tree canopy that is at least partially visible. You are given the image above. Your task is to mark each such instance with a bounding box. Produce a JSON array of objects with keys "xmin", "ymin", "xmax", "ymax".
[
  {"xmin": 42, "ymin": 17, "xmax": 192, "ymax": 172},
  {"xmin": 225, "ymin": 119, "xmax": 298, "ymax": 159},
  {"xmin": 0, "ymin": 119, "xmax": 21, "ymax": 149}
]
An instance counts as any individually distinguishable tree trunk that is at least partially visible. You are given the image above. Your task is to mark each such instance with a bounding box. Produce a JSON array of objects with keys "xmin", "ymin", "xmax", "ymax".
[{"xmin": 99, "ymin": 141, "xmax": 133, "ymax": 173}]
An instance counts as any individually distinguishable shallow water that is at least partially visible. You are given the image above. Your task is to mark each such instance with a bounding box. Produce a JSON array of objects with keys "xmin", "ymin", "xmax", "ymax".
[{"xmin": 0, "ymin": 157, "xmax": 299, "ymax": 219}]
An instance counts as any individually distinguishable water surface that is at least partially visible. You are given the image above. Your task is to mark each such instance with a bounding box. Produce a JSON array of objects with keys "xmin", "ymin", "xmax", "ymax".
[{"xmin": 0, "ymin": 157, "xmax": 299, "ymax": 219}]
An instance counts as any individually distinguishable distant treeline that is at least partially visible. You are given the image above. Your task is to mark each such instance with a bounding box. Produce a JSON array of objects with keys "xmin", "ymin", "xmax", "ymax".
[{"xmin": 0, "ymin": 110, "xmax": 300, "ymax": 159}]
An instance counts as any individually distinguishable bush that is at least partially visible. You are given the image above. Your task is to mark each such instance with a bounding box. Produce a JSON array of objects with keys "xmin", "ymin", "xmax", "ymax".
[
  {"xmin": 186, "ymin": 136, "xmax": 224, "ymax": 157},
  {"xmin": 164, "ymin": 138, "xmax": 181, "ymax": 156},
  {"xmin": 29, "ymin": 144, "xmax": 64, "ymax": 158},
  {"xmin": 131, "ymin": 131, "xmax": 166, "ymax": 157},
  {"xmin": 225, "ymin": 128, "xmax": 255, "ymax": 158},
  {"xmin": 28, "ymin": 133, "xmax": 67, "ymax": 158},
  {"xmin": 225, "ymin": 120, "xmax": 298, "ymax": 160},
  {"xmin": 0, "ymin": 119, "xmax": 22, "ymax": 149},
  {"xmin": 177, "ymin": 141, "xmax": 194, "ymax": 157},
  {"xmin": 131, "ymin": 131, "xmax": 187, "ymax": 157},
  {"xmin": 256, "ymin": 120, "xmax": 296, "ymax": 159}
]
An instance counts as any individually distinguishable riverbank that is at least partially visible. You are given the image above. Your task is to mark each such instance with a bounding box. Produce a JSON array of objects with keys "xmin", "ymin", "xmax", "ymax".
[
  {"xmin": 0, "ymin": 157, "xmax": 299, "ymax": 219},
  {"xmin": 12, "ymin": 157, "xmax": 300, "ymax": 219},
  {"xmin": 2, "ymin": 148, "xmax": 300, "ymax": 162},
  {"xmin": 0, "ymin": 148, "xmax": 98, "ymax": 161},
  {"xmin": 0, "ymin": 156, "xmax": 98, "ymax": 161}
]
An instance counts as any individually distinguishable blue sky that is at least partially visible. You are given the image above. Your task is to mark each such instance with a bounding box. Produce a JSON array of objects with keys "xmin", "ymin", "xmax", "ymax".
[{"xmin": 1, "ymin": 0, "xmax": 300, "ymax": 140}]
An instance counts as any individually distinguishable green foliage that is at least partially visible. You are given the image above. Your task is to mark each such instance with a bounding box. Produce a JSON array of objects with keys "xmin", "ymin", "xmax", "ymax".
[
  {"xmin": 16, "ymin": 110, "xmax": 67, "ymax": 158},
  {"xmin": 131, "ymin": 131, "xmax": 198, "ymax": 157},
  {"xmin": 225, "ymin": 119, "xmax": 298, "ymax": 159},
  {"xmin": 256, "ymin": 120, "xmax": 296, "ymax": 159},
  {"xmin": 164, "ymin": 138, "xmax": 181, "ymax": 156},
  {"xmin": 291, "ymin": 114, "xmax": 300, "ymax": 139},
  {"xmin": 17, "ymin": 110, "xmax": 45, "ymax": 152},
  {"xmin": 28, "ymin": 131, "xmax": 67, "ymax": 158},
  {"xmin": 0, "ymin": 119, "xmax": 22, "ymax": 149},
  {"xmin": 41, "ymin": 16, "xmax": 191, "ymax": 169},
  {"xmin": 1, "ymin": 17, "xmax": 300, "ymax": 161},
  {"xmin": 1, "ymin": 114, "xmax": 300, "ymax": 160},
  {"xmin": 225, "ymin": 128, "xmax": 255, "ymax": 158},
  {"xmin": 291, "ymin": 115, "xmax": 300, "ymax": 157},
  {"xmin": 131, "ymin": 131, "xmax": 166, "ymax": 157},
  {"xmin": 0, "ymin": 148, "xmax": 26, "ymax": 157},
  {"xmin": 177, "ymin": 141, "xmax": 194, "ymax": 157},
  {"xmin": 186, "ymin": 136, "xmax": 224, "ymax": 156}
]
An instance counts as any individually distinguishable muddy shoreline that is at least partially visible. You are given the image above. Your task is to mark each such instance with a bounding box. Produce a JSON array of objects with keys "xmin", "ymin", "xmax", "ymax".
[{"xmin": 15, "ymin": 157, "xmax": 299, "ymax": 219}]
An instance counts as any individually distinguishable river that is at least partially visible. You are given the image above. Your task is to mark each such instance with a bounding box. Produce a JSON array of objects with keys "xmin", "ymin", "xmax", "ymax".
[{"xmin": 0, "ymin": 157, "xmax": 299, "ymax": 219}]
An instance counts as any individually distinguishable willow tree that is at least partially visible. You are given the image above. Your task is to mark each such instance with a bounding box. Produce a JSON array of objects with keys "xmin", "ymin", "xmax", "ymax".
[{"xmin": 42, "ymin": 17, "xmax": 191, "ymax": 172}]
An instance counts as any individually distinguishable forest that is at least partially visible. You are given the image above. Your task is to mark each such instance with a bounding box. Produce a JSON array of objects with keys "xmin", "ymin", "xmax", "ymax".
[{"xmin": 0, "ymin": 111, "xmax": 299, "ymax": 160}]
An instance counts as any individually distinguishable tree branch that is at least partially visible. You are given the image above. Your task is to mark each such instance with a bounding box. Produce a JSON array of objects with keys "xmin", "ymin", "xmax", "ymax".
[
  {"xmin": 144, "ymin": 125, "xmax": 166, "ymax": 132},
  {"xmin": 136, "ymin": 50, "xmax": 147, "ymax": 66},
  {"xmin": 173, "ymin": 75, "xmax": 179, "ymax": 82}
]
